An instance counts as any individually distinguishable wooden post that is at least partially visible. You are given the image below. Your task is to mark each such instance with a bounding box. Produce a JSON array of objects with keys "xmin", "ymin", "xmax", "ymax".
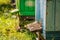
[{"xmin": 36, "ymin": 31, "xmax": 45, "ymax": 40}]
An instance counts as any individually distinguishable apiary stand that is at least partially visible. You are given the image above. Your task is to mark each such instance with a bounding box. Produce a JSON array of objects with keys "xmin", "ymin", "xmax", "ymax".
[{"xmin": 25, "ymin": 0, "xmax": 46, "ymax": 40}]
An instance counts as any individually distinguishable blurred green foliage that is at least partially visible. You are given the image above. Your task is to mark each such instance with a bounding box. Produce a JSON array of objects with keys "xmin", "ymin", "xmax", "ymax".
[
  {"xmin": 0, "ymin": 13, "xmax": 36, "ymax": 40},
  {"xmin": 0, "ymin": 0, "xmax": 37, "ymax": 40},
  {"xmin": 0, "ymin": 0, "xmax": 14, "ymax": 14},
  {"xmin": 0, "ymin": 0, "xmax": 11, "ymax": 4}
]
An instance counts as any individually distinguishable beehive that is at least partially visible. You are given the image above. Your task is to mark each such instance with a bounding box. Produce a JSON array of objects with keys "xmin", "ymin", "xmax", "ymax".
[{"xmin": 16, "ymin": 0, "xmax": 35, "ymax": 16}]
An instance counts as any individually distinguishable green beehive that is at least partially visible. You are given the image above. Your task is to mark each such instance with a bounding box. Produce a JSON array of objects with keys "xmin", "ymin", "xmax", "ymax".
[{"xmin": 16, "ymin": 0, "xmax": 35, "ymax": 16}]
